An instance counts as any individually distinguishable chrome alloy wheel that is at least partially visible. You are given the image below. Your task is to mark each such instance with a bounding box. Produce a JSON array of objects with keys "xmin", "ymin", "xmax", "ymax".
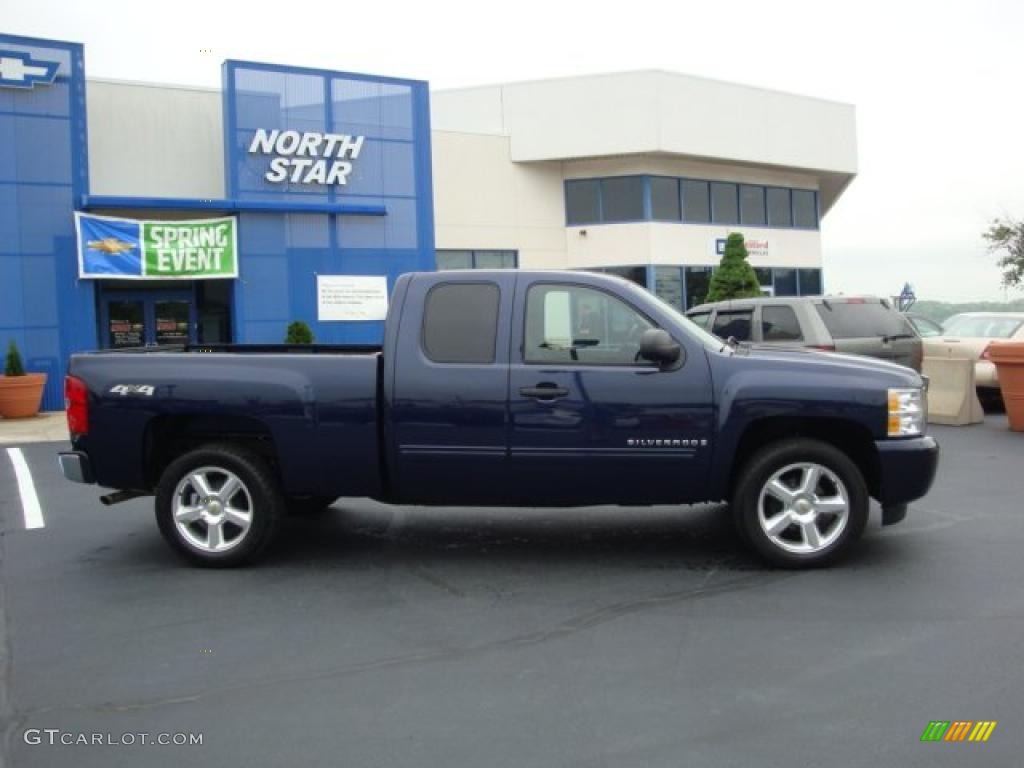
[
  {"xmin": 756, "ymin": 462, "xmax": 850, "ymax": 555},
  {"xmin": 172, "ymin": 466, "xmax": 253, "ymax": 553}
]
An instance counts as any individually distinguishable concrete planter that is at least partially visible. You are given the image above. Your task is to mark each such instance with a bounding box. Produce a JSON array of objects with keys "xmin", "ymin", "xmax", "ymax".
[
  {"xmin": 987, "ymin": 342, "xmax": 1024, "ymax": 432},
  {"xmin": 0, "ymin": 373, "xmax": 47, "ymax": 419}
]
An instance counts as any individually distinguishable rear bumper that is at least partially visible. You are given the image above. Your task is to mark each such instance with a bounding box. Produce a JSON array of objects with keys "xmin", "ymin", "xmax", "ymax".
[
  {"xmin": 58, "ymin": 451, "xmax": 95, "ymax": 484},
  {"xmin": 874, "ymin": 435, "xmax": 939, "ymax": 507}
]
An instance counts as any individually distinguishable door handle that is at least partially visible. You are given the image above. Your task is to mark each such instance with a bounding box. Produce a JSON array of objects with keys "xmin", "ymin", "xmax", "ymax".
[{"xmin": 520, "ymin": 384, "xmax": 569, "ymax": 400}]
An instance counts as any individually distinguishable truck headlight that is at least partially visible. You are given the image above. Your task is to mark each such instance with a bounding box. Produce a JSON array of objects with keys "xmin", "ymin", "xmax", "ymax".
[{"xmin": 888, "ymin": 388, "xmax": 925, "ymax": 437}]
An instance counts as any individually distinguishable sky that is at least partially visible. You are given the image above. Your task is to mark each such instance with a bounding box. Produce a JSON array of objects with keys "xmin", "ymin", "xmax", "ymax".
[{"xmin": 7, "ymin": 0, "xmax": 1023, "ymax": 302}]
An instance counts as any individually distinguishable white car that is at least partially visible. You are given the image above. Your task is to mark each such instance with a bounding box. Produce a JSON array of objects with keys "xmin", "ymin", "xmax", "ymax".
[{"xmin": 922, "ymin": 312, "xmax": 1024, "ymax": 393}]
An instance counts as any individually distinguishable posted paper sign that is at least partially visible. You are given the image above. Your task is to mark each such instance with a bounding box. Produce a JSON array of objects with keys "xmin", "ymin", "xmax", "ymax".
[
  {"xmin": 75, "ymin": 213, "xmax": 238, "ymax": 280},
  {"xmin": 317, "ymin": 275, "xmax": 389, "ymax": 321}
]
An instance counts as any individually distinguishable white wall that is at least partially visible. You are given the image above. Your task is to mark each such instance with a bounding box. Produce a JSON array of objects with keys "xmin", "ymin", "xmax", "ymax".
[
  {"xmin": 432, "ymin": 134, "xmax": 824, "ymax": 271},
  {"xmin": 567, "ymin": 223, "xmax": 822, "ymax": 269},
  {"xmin": 431, "ymin": 130, "xmax": 567, "ymax": 268},
  {"xmin": 432, "ymin": 70, "xmax": 857, "ymax": 212},
  {"xmin": 87, "ymin": 79, "xmax": 224, "ymax": 199}
]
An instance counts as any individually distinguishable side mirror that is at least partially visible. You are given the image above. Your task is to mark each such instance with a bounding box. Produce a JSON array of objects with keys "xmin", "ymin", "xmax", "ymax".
[{"xmin": 639, "ymin": 329, "xmax": 682, "ymax": 369}]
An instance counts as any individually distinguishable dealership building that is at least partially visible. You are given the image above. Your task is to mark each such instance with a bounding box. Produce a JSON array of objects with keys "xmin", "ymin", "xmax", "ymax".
[{"xmin": 0, "ymin": 33, "xmax": 857, "ymax": 410}]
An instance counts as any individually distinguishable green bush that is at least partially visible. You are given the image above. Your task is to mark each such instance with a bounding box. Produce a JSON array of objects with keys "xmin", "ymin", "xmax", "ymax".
[
  {"xmin": 4, "ymin": 340, "xmax": 25, "ymax": 377},
  {"xmin": 285, "ymin": 321, "xmax": 315, "ymax": 345},
  {"xmin": 705, "ymin": 233, "xmax": 763, "ymax": 303}
]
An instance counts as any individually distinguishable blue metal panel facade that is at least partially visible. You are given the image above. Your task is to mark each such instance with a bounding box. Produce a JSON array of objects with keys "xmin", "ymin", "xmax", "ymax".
[
  {"xmin": 0, "ymin": 34, "xmax": 94, "ymax": 411},
  {"xmin": 223, "ymin": 61, "xmax": 435, "ymax": 344}
]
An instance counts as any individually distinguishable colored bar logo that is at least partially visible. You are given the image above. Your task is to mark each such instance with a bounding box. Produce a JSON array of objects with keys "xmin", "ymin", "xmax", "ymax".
[{"xmin": 921, "ymin": 721, "xmax": 997, "ymax": 742}]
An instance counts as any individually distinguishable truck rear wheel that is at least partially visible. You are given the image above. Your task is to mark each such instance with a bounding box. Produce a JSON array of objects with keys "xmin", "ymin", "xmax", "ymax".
[
  {"xmin": 732, "ymin": 438, "xmax": 868, "ymax": 568},
  {"xmin": 155, "ymin": 444, "xmax": 283, "ymax": 567}
]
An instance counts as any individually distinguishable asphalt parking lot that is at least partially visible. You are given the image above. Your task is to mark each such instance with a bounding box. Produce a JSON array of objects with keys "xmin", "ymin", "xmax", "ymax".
[{"xmin": 1, "ymin": 417, "xmax": 1022, "ymax": 768}]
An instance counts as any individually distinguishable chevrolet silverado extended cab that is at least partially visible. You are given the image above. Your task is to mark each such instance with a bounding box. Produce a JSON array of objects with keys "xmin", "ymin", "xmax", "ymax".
[{"xmin": 59, "ymin": 270, "xmax": 939, "ymax": 568}]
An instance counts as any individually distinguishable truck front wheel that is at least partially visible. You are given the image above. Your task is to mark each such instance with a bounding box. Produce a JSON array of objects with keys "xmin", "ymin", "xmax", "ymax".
[
  {"xmin": 732, "ymin": 438, "xmax": 869, "ymax": 568},
  {"xmin": 155, "ymin": 444, "xmax": 283, "ymax": 567}
]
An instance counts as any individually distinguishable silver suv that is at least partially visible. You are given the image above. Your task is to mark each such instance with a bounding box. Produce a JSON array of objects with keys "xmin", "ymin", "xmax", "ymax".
[{"xmin": 686, "ymin": 296, "xmax": 923, "ymax": 372}]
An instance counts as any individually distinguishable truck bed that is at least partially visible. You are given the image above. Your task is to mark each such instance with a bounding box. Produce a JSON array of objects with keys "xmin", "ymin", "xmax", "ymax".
[{"xmin": 68, "ymin": 347, "xmax": 384, "ymax": 498}]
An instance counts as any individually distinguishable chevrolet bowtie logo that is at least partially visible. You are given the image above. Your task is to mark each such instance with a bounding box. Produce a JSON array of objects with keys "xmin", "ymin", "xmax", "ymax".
[{"xmin": 0, "ymin": 50, "xmax": 59, "ymax": 89}]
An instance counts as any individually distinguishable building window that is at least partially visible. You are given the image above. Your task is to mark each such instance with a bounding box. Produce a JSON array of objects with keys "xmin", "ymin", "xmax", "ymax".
[
  {"xmin": 774, "ymin": 268, "xmax": 798, "ymax": 296},
  {"xmin": 684, "ymin": 266, "xmax": 713, "ymax": 308},
  {"xmin": 710, "ymin": 182, "xmax": 738, "ymax": 224},
  {"xmin": 798, "ymin": 268, "xmax": 822, "ymax": 295},
  {"xmin": 600, "ymin": 176, "xmax": 645, "ymax": 222},
  {"xmin": 422, "ymin": 283, "xmax": 500, "ymax": 364},
  {"xmin": 766, "ymin": 187, "xmax": 792, "ymax": 227},
  {"xmin": 562, "ymin": 176, "xmax": 819, "ymax": 230},
  {"xmin": 792, "ymin": 189, "xmax": 818, "ymax": 228},
  {"xmin": 654, "ymin": 266, "xmax": 684, "ymax": 310},
  {"xmin": 650, "ymin": 177, "xmax": 681, "ymax": 221},
  {"xmin": 739, "ymin": 185, "xmax": 766, "ymax": 226},
  {"xmin": 754, "ymin": 268, "xmax": 773, "ymax": 292},
  {"xmin": 436, "ymin": 250, "xmax": 517, "ymax": 270},
  {"xmin": 681, "ymin": 180, "xmax": 711, "ymax": 223},
  {"xmin": 566, "ymin": 179, "xmax": 601, "ymax": 224}
]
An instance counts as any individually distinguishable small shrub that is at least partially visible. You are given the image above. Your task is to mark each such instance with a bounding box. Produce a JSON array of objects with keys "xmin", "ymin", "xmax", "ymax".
[{"xmin": 285, "ymin": 321, "xmax": 315, "ymax": 345}]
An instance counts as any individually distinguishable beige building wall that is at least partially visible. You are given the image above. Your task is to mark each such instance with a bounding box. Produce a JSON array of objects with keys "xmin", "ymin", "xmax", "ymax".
[{"xmin": 431, "ymin": 130, "xmax": 567, "ymax": 269}]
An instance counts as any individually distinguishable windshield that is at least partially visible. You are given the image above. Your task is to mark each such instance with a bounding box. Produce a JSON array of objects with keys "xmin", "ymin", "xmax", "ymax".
[{"xmin": 942, "ymin": 314, "xmax": 1023, "ymax": 338}]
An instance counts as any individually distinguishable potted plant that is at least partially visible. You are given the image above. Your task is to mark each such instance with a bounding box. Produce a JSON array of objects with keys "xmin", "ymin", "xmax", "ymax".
[
  {"xmin": 986, "ymin": 341, "xmax": 1024, "ymax": 431},
  {"xmin": 0, "ymin": 340, "xmax": 48, "ymax": 419}
]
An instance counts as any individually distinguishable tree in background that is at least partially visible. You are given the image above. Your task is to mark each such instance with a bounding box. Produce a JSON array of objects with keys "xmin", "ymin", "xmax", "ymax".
[
  {"xmin": 705, "ymin": 233, "xmax": 762, "ymax": 302},
  {"xmin": 285, "ymin": 321, "xmax": 314, "ymax": 344},
  {"xmin": 984, "ymin": 217, "xmax": 1024, "ymax": 288}
]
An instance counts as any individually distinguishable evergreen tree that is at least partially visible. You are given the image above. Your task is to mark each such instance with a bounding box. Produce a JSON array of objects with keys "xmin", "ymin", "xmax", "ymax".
[
  {"xmin": 5, "ymin": 340, "xmax": 25, "ymax": 376},
  {"xmin": 705, "ymin": 233, "xmax": 763, "ymax": 302}
]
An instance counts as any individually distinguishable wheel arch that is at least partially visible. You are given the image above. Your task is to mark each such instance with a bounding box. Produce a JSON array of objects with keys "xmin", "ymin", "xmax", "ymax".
[
  {"xmin": 143, "ymin": 414, "xmax": 278, "ymax": 490},
  {"xmin": 725, "ymin": 416, "xmax": 881, "ymax": 501}
]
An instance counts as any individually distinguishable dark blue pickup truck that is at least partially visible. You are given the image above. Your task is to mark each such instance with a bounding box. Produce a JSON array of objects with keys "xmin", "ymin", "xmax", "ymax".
[{"xmin": 59, "ymin": 270, "xmax": 938, "ymax": 568}]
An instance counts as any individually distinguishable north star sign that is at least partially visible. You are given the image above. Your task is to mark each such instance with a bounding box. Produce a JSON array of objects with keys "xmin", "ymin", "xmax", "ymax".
[
  {"xmin": 0, "ymin": 50, "xmax": 59, "ymax": 89},
  {"xmin": 248, "ymin": 129, "xmax": 365, "ymax": 185}
]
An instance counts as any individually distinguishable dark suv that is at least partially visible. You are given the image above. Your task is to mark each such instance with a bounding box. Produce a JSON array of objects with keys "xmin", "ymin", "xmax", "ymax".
[{"xmin": 686, "ymin": 296, "xmax": 923, "ymax": 372}]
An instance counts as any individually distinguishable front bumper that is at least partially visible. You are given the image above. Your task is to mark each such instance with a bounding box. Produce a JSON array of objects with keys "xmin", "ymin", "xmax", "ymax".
[
  {"xmin": 874, "ymin": 435, "xmax": 939, "ymax": 507},
  {"xmin": 58, "ymin": 451, "xmax": 95, "ymax": 484}
]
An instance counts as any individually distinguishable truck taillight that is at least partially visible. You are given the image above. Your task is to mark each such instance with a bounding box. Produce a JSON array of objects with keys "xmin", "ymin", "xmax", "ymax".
[
  {"xmin": 65, "ymin": 375, "xmax": 89, "ymax": 435},
  {"xmin": 809, "ymin": 344, "xmax": 836, "ymax": 352}
]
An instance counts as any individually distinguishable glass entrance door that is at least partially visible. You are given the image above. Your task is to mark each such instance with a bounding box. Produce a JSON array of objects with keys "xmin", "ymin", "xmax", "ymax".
[{"xmin": 100, "ymin": 290, "xmax": 196, "ymax": 348}]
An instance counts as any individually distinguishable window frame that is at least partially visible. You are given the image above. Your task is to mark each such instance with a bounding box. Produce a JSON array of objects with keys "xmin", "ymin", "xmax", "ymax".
[
  {"xmin": 521, "ymin": 281, "xmax": 663, "ymax": 368},
  {"xmin": 420, "ymin": 281, "xmax": 501, "ymax": 365}
]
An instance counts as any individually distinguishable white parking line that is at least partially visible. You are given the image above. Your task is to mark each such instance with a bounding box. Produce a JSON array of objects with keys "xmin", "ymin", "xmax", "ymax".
[{"xmin": 6, "ymin": 447, "xmax": 44, "ymax": 530}]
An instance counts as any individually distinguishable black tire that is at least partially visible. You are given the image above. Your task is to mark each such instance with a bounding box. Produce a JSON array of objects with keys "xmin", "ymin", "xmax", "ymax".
[
  {"xmin": 732, "ymin": 438, "xmax": 869, "ymax": 568},
  {"xmin": 285, "ymin": 495, "xmax": 336, "ymax": 517},
  {"xmin": 155, "ymin": 443, "xmax": 283, "ymax": 567}
]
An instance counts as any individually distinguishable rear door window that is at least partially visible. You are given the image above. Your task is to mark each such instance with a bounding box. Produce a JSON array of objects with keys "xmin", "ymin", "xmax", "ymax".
[
  {"xmin": 712, "ymin": 310, "xmax": 753, "ymax": 341},
  {"xmin": 814, "ymin": 301, "xmax": 912, "ymax": 339},
  {"xmin": 422, "ymin": 283, "xmax": 500, "ymax": 363},
  {"xmin": 761, "ymin": 305, "xmax": 803, "ymax": 341}
]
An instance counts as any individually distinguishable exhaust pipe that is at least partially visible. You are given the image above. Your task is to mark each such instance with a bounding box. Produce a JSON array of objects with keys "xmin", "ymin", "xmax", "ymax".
[{"xmin": 99, "ymin": 490, "xmax": 149, "ymax": 506}]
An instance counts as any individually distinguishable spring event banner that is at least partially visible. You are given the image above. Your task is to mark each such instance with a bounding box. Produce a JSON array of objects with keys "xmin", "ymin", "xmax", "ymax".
[{"xmin": 75, "ymin": 213, "xmax": 238, "ymax": 280}]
